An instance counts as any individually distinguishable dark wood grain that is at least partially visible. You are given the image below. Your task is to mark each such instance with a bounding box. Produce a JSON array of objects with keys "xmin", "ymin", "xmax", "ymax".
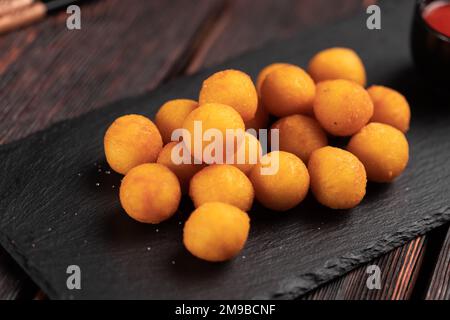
[
  {"xmin": 426, "ymin": 226, "xmax": 450, "ymax": 300},
  {"xmin": 182, "ymin": 0, "xmax": 432, "ymax": 301},
  {"xmin": 0, "ymin": 0, "xmax": 448, "ymax": 299},
  {"xmin": 0, "ymin": 0, "xmax": 222, "ymax": 144},
  {"xmin": 304, "ymin": 237, "xmax": 426, "ymax": 299},
  {"xmin": 0, "ymin": 0, "xmax": 447, "ymax": 300},
  {"xmin": 0, "ymin": 0, "xmax": 223, "ymax": 299}
]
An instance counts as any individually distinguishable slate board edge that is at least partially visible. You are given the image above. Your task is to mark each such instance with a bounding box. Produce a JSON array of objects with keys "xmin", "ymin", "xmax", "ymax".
[
  {"xmin": 1, "ymin": 0, "xmax": 444, "ymax": 299},
  {"xmin": 0, "ymin": 207, "xmax": 448, "ymax": 300}
]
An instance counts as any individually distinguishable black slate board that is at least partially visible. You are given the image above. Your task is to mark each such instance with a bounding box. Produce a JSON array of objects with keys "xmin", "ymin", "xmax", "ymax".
[{"xmin": 0, "ymin": 0, "xmax": 449, "ymax": 299}]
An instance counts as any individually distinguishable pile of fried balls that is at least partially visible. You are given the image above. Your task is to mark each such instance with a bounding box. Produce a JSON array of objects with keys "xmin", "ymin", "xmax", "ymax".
[{"xmin": 104, "ymin": 47, "xmax": 410, "ymax": 262}]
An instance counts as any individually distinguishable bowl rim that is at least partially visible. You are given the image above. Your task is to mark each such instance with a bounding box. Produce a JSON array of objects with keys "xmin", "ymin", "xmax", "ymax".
[{"xmin": 416, "ymin": 0, "xmax": 450, "ymax": 43}]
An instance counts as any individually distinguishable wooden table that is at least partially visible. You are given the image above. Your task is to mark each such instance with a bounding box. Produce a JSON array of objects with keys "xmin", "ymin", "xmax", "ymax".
[{"xmin": 0, "ymin": 0, "xmax": 448, "ymax": 300}]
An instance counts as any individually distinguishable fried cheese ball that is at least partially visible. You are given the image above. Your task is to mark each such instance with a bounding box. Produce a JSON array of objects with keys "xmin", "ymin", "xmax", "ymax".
[
  {"xmin": 255, "ymin": 62, "xmax": 291, "ymax": 94},
  {"xmin": 347, "ymin": 123, "xmax": 409, "ymax": 183},
  {"xmin": 308, "ymin": 146, "xmax": 366, "ymax": 209},
  {"xmin": 156, "ymin": 142, "xmax": 205, "ymax": 193},
  {"xmin": 183, "ymin": 202, "xmax": 250, "ymax": 262},
  {"xmin": 314, "ymin": 80, "xmax": 373, "ymax": 136},
  {"xmin": 231, "ymin": 132, "xmax": 262, "ymax": 175},
  {"xmin": 155, "ymin": 99, "xmax": 198, "ymax": 144},
  {"xmin": 119, "ymin": 163, "xmax": 181, "ymax": 223},
  {"xmin": 308, "ymin": 47, "xmax": 366, "ymax": 86},
  {"xmin": 250, "ymin": 151, "xmax": 309, "ymax": 211},
  {"xmin": 190, "ymin": 165, "xmax": 254, "ymax": 211},
  {"xmin": 104, "ymin": 114, "xmax": 163, "ymax": 175},
  {"xmin": 271, "ymin": 114, "xmax": 328, "ymax": 163},
  {"xmin": 199, "ymin": 69, "xmax": 258, "ymax": 121},
  {"xmin": 367, "ymin": 85, "xmax": 411, "ymax": 133},
  {"xmin": 261, "ymin": 65, "xmax": 316, "ymax": 117},
  {"xmin": 244, "ymin": 101, "xmax": 270, "ymax": 131},
  {"xmin": 182, "ymin": 103, "xmax": 245, "ymax": 161}
]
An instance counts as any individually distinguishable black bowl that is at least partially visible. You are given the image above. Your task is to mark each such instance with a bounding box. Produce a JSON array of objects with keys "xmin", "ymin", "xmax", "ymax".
[{"xmin": 411, "ymin": 0, "xmax": 450, "ymax": 87}]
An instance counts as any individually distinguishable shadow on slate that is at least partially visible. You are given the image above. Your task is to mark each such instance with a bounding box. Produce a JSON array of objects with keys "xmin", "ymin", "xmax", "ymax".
[{"xmin": 0, "ymin": 0, "xmax": 449, "ymax": 299}]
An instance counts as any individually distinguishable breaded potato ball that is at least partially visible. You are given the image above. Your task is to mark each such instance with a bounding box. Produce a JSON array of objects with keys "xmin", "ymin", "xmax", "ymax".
[
  {"xmin": 183, "ymin": 202, "xmax": 250, "ymax": 262},
  {"xmin": 314, "ymin": 80, "xmax": 373, "ymax": 136},
  {"xmin": 308, "ymin": 146, "xmax": 366, "ymax": 209},
  {"xmin": 347, "ymin": 123, "xmax": 409, "ymax": 183},
  {"xmin": 104, "ymin": 114, "xmax": 163, "ymax": 175},
  {"xmin": 367, "ymin": 85, "xmax": 411, "ymax": 133},
  {"xmin": 155, "ymin": 99, "xmax": 198, "ymax": 144},
  {"xmin": 199, "ymin": 69, "xmax": 258, "ymax": 121},
  {"xmin": 244, "ymin": 101, "xmax": 270, "ymax": 131},
  {"xmin": 308, "ymin": 47, "xmax": 366, "ymax": 86},
  {"xmin": 250, "ymin": 151, "xmax": 309, "ymax": 211},
  {"xmin": 156, "ymin": 142, "xmax": 205, "ymax": 193},
  {"xmin": 256, "ymin": 62, "xmax": 291, "ymax": 94},
  {"xmin": 190, "ymin": 165, "xmax": 254, "ymax": 211},
  {"xmin": 182, "ymin": 103, "xmax": 245, "ymax": 161},
  {"xmin": 271, "ymin": 114, "xmax": 328, "ymax": 163},
  {"xmin": 261, "ymin": 65, "xmax": 316, "ymax": 117},
  {"xmin": 119, "ymin": 163, "xmax": 181, "ymax": 223},
  {"xmin": 230, "ymin": 132, "xmax": 262, "ymax": 175}
]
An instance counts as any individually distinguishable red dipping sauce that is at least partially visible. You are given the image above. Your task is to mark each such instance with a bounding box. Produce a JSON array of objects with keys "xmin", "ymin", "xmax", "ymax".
[{"xmin": 423, "ymin": 1, "xmax": 450, "ymax": 37}]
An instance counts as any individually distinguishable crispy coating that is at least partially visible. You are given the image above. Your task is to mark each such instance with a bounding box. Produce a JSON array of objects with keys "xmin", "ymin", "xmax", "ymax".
[
  {"xmin": 367, "ymin": 85, "xmax": 411, "ymax": 133},
  {"xmin": 104, "ymin": 114, "xmax": 163, "ymax": 175},
  {"xmin": 183, "ymin": 202, "xmax": 250, "ymax": 262},
  {"xmin": 308, "ymin": 146, "xmax": 367, "ymax": 209},
  {"xmin": 261, "ymin": 65, "xmax": 316, "ymax": 117},
  {"xmin": 250, "ymin": 151, "xmax": 310, "ymax": 211},
  {"xmin": 308, "ymin": 47, "xmax": 366, "ymax": 86},
  {"xmin": 271, "ymin": 114, "xmax": 328, "ymax": 163},
  {"xmin": 190, "ymin": 165, "xmax": 254, "ymax": 211},
  {"xmin": 230, "ymin": 132, "xmax": 262, "ymax": 175},
  {"xmin": 157, "ymin": 142, "xmax": 205, "ymax": 193},
  {"xmin": 347, "ymin": 123, "xmax": 409, "ymax": 183},
  {"xmin": 119, "ymin": 163, "xmax": 181, "ymax": 223},
  {"xmin": 155, "ymin": 99, "xmax": 198, "ymax": 144},
  {"xmin": 314, "ymin": 80, "xmax": 373, "ymax": 136},
  {"xmin": 256, "ymin": 62, "xmax": 292, "ymax": 94},
  {"xmin": 182, "ymin": 103, "xmax": 245, "ymax": 161},
  {"xmin": 199, "ymin": 69, "xmax": 258, "ymax": 121}
]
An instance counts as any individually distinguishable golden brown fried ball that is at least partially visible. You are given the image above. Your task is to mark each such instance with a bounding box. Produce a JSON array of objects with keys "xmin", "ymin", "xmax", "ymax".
[
  {"xmin": 271, "ymin": 114, "xmax": 328, "ymax": 163},
  {"xmin": 308, "ymin": 146, "xmax": 367, "ymax": 209},
  {"xmin": 250, "ymin": 151, "xmax": 310, "ymax": 211},
  {"xmin": 260, "ymin": 65, "xmax": 316, "ymax": 117},
  {"xmin": 314, "ymin": 79, "xmax": 373, "ymax": 136},
  {"xmin": 256, "ymin": 62, "xmax": 292, "ymax": 95},
  {"xmin": 156, "ymin": 142, "xmax": 205, "ymax": 193},
  {"xmin": 308, "ymin": 47, "xmax": 366, "ymax": 86},
  {"xmin": 230, "ymin": 132, "xmax": 262, "ymax": 175},
  {"xmin": 155, "ymin": 99, "xmax": 198, "ymax": 144},
  {"xmin": 190, "ymin": 164, "xmax": 254, "ymax": 211},
  {"xmin": 347, "ymin": 123, "xmax": 409, "ymax": 183},
  {"xmin": 199, "ymin": 69, "xmax": 258, "ymax": 121},
  {"xmin": 183, "ymin": 202, "xmax": 250, "ymax": 262},
  {"xmin": 367, "ymin": 85, "xmax": 411, "ymax": 133},
  {"xmin": 182, "ymin": 103, "xmax": 245, "ymax": 161},
  {"xmin": 119, "ymin": 163, "xmax": 181, "ymax": 223},
  {"xmin": 104, "ymin": 114, "xmax": 163, "ymax": 175}
]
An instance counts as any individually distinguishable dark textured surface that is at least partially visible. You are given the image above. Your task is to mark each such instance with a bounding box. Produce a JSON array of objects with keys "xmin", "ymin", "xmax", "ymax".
[{"xmin": 0, "ymin": 0, "xmax": 449, "ymax": 299}]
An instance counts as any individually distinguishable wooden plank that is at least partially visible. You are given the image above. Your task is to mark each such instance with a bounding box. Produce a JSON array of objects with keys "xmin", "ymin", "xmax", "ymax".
[
  {"xmin": 0, "ymin": 0, "xmax": 222, "ymax": 144},
  {"xmin": 304, "ymin": 237, "xmax": 426, "ymax": 299},
  {"xmin": 184, "ymin": 0, "xmax": 429, "ymax": 300},
  {"xmin": 425, "ymin": 226, "xmax": 450, "ymax": 300},
  {"xmin": 0, "ymin": 0, "xmax": 223, "ymax": 299}
]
